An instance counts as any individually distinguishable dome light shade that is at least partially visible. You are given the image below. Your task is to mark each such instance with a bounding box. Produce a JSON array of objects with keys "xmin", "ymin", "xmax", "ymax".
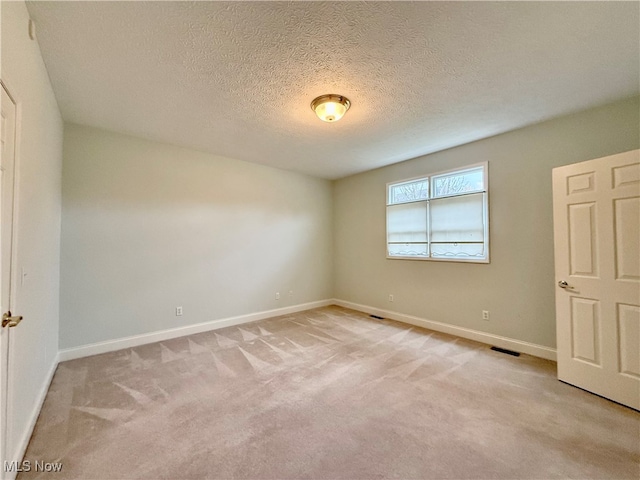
[{"xmin": 311, "ymin": 94, "xmax": 351, "ymax": 122}]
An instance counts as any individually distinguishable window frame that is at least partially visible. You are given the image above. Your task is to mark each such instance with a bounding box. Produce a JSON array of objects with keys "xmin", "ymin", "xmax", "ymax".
[{"xmin": 386, "ymin": 161, "xmax": 490, "ymax": 264}]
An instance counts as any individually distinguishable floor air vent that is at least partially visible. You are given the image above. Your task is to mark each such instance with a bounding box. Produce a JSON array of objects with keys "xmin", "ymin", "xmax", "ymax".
[
  {"xmin": 370, "ymin": 314, "xmax": 384, "ymax": 320},
  {"xmin": 491, "ymin": 346, "xmax": 520, "ymax": 357}
]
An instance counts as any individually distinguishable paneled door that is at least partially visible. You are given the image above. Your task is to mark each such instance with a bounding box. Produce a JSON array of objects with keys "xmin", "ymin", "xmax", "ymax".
[
  {"xmin": 1, "ymin": 82, "xmax": 21, "ymax": 478},
  {"xmin": 553, "ymin": 149, "xmax": 640, "ymax": 410}
]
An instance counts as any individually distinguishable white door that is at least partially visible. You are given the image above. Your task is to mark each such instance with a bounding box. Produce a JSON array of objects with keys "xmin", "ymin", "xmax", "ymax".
[
  {"xmin": 553, "ymin": 149, "xmax": 640, "ymax": 410},
  {"xmin": 1, "ymin": 82, "xmax": 21, "ymax": 477}
]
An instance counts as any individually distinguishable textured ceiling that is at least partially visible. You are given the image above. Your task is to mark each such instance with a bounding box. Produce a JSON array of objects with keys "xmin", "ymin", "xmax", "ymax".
[{"xmin": 25, "ymin": 1, "xmax": 640, "ymax": 179}]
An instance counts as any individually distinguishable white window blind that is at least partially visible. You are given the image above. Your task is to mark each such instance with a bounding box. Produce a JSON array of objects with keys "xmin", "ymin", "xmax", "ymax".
[
  {"xmin": 386, "ymin": 163, "xmax": 489, "ymax": 262},
  {"xmin": 387, "ymin": 202, "xmax": 428, "ymax": 257}
]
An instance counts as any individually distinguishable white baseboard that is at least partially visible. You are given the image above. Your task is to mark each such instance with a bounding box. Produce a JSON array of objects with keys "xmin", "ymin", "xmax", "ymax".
[
  {"xmin": 58, "ymin": 299, "xmax": 333, "ymax": 362},
  {"xmin": 6, "ymin": 352, "xmax": 59, "ymax": 480},
  {"xmin": 58, "ymin": 298, "xmax": 556, "ymax": 363},
  {"xmin": 333, "ymin": 299, "xmax": 557, "ymax": 361}
]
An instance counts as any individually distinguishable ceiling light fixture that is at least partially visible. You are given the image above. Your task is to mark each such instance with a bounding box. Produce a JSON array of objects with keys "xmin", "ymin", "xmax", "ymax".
[{"xmin": 311, "ymin": 94, "xmax": 351, "ymax": 122}]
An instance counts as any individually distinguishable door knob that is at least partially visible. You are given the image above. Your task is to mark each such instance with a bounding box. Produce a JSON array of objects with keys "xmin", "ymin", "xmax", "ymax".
[
  {"xmin": 558, "ymin": 280, "xmax": 573, "ymax": 289},
  {"xmin": 2, "ymin": 311, "xmax": 22, "ymax": 328}
]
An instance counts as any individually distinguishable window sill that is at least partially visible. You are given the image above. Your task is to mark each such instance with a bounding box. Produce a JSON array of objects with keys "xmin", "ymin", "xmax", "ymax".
[{"xmin": 386, "ymin": 255, "xmax": 490, "ymax": 264}]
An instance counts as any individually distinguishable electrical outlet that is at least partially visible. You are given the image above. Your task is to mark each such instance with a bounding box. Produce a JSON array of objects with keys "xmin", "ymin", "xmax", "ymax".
[
  {"xmin": 176, "ymin": 306, "xmax": 183, "ymax": 316},
  {"xmin": 288, "ymin": 290, "xmax": 293, "ymax": 297},
  {"xmin": 389, "ymin": 294, "xmax": 394, "ymax": 302},
  {"xmin": 275, "ymin": 292, "xmax": 280, "ymax": 300},
  {"xmin": 482, "ymin": 310, "xmax": 489, "ymax": 321}
]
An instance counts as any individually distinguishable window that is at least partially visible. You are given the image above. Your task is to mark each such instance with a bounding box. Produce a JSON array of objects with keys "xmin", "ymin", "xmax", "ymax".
[{"xmin": 386, "ymin": 163, "xmax": 489, "ymax": 262}]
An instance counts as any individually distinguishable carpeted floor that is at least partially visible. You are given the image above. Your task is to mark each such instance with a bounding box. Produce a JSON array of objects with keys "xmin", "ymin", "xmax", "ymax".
[{"xmin": 19, "ymin": 306, "xmax": 640, "ymax": 479}]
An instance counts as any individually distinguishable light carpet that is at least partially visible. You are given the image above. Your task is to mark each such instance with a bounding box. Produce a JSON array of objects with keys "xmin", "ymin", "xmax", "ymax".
[{"xmin": 19, "ymin": 306, "xmax": 640, "ymax": 479}]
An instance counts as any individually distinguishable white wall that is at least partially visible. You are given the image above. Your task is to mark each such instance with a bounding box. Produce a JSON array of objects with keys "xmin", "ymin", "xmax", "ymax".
[
  {"xmin": 0, "ymin": 0, "xmax": 63, "ymax": 465},
  {"xmin": 334, "ymin": 97, "xmax": 640, "ymax": 349},
  {"xmin": 60, "ymin": 124, "xmax": 333, "ymax": 349}
]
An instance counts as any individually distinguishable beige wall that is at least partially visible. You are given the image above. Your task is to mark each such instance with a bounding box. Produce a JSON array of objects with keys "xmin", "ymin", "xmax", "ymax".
[
  {"xmin": 1, "ymin": 0, "xmax": 63, "ymax": 463},
  {"xmin": 60, "ymin": 124, "xmax": 333, "ymax": 349},
  {"xmin": 334, "ymin": 97, "xmax": 640, "ymax": 349}
]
